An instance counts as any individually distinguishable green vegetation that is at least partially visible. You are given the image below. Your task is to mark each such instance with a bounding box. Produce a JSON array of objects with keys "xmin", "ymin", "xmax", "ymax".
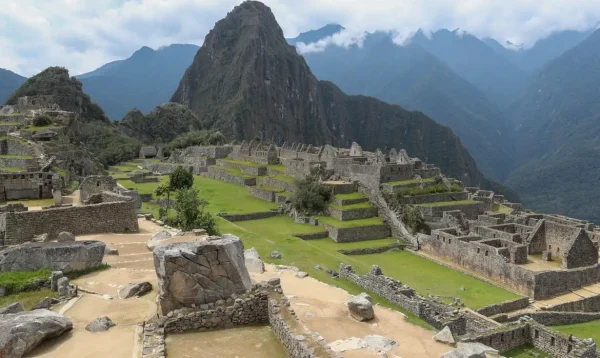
[
  {"xmin": 329, "ymin": 202, "xmax": 373, "ymax": 210},
  {"xmin": 32, "ymin": 114, "xmax": 52, "ymax": 127},
  {"xmin": 0, "ymin": 268, "xmax": 52, "ymax": 296},
  {"xmin": 493, "ymin": 203, "xmax": 514, "ymax": 214},
  {"xmin": 267, "ymin": 164, "xmax": 285, "ymax": 173},
  {"xmin": 155, "ymin": 167, "xmax": 195, "ymax": 221},
  {"xmin": 0, "ymin": 167, "xmax": 25, "ymax": 173},
  {"xmin": 318, "ymin": 216, "xmax": 384, "ymax": 228},
  {"xmin": 0, "ymin": 290, "xmax": 58, "ymax": 310},
  {"xmin": 63, "ymin": 180, "xmax": 80, "ymax": 195},
  {"xmin": 503, "ymin": 346, "xmax": 550, "ymax": 358},
  {"xmin": 552, "ymin": 320, "xmax": 600, "ymax": 346},
  {"xmin": 174, "ymin": 187, "xmax": 219, "ymax": 234},
  {"xmin": 0, "ymin": 136, "xmax": 29, "ymax": 145},
  {"xmin": 387, "ymin": 178, "xmax": 436, "ymax": 186},
  {"xmin": 335, "ymin": 192, "xmax": 366, "ymax": 200},
  {"xmin": 310, "ymin": 237, "xmax": 398, "ymax": 251},
  {"xmin": 220, "ymin": 158, "xmax": 264, "ymax": 168},
  {"xmin": 272, "ymin": 174, "xmax": 295, "ymax": 183},
  {"xmin": 166, "ymin": 130, "xmax": 220, "ymax": 152},
  {"xmin": 236, "ymin": 216, "xmax": 327, "ymax": 237},
  {"xmin": 418, "ymin": 200, "xmax": 477, "ymax": 207},
  {"xmin": 121, "ymin": 104, "xmax": 203, "ymax": 144},
  {"xmin": 0, "ymin": 154, "xmax": 33, "ymax": 159},
  {"xmin": 402, "ymin": 205, "xmax": 430, "ymax": 234},
  {"xmin": 0, "ymin": 121, "xmax": 20, "ymax": 126},
  {"xmin": 24, "ymin": 125, "xmax": 58, "ymax": 132},
  {"xmin": 256, "ymin": 185, "xmax": 283, "ymax": 192},
  {"xmin": 81, "ymin": 122, "xmax": 142, "ymax": 167},
  {"xmin": 290, "ymin": 175, "xmax": 332, "ymax": 215}
]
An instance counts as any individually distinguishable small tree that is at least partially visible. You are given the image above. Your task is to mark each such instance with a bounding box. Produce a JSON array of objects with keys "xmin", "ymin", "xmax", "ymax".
[
  {"xmin": 401, "ymin": 205, "xmax": 430, "ymax": 235},
  {"xmin": 174, "ymin": 187, "xmax": 219, "ymax": 234},
  {"xmin": 290, "ymin": 175, "xmax": 332, "ymax": 215},
  {"xmin": 154, "ymin": 167, "xmax": 194, "ymax": 220},
  {"xmin": 208, "ymin": 131, "xmax": 226, "ymax": 145}
]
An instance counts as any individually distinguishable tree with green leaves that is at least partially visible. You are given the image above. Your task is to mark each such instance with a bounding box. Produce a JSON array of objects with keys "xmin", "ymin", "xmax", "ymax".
[
  {"xmin": 174, "ymin": 187, "xmax": 219, "ymax": 234},
  {"xmin": 154, "ymin": 167, "xmax": 194, "ymax": 220},
  {"xmin": 290, "ymin": 175, "xmax": 332, "ymax": 215}
]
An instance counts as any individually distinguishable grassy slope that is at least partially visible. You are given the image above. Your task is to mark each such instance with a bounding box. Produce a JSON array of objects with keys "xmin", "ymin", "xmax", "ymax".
[
  {"xmin": 552, "ymin": 320, "xmax": 600, "ymax": 345},
  {"xmin": 318, "ymin": 216, "xmax": 385, "ymax": 228}
]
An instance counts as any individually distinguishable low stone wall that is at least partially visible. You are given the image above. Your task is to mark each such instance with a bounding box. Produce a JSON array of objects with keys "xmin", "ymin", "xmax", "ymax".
[
  {"xmin": 261, "ymin": 177, "xmax": 295, "ymax": 192},
  {"xmin": 339, "ymin": 264, "xmax": 467, "ymax": 334},
  {"xmin": 323, "ymin": 182, "xmax": 356, "ymax": 194},
  {"xmin": 463, "ymin": 319, "xmax": 598, "ymax": 357},
  {"xmin": 338, "ymin": 242, "xmax": 400, "ymax": 255},
  {"xmin": 399, "ymin": 192, "xmax": 469, "ymax": 205},
  {"xmin": 539, "ymin": 294, "xmax": 600, "ymax": 312},
  {"xmin": 140, "ymin": 193, "xmax": 153, "ymax": 202},
  {"xmin": 150, "ymin": 163, "xmax": 194, "ymax": 175},
  {"xmin": 205, "ymin": 167, "xmax": 257, "ymax": 186},
  {"xmin": 164, "ymin": 289, "xmax": 269, "ymax": 333},
  {"xmin": 293, "ymin": 232, "xmax": 329, "ymax": 240},
  {"xmin": 418, "ymin": 202, "xmax": 486, "ymax": 220},
  {"xmin": 327, "ymin": 206, "xmax": 377, "ymax": 221},
  {"xmin": 477, "ymin": 297, "xmax": 530, "ymax": 317},
  {"xmin": 325, "ymin": 224, "xmax": 390, "ymax": 243},
  {"xmin": 217, "ymin": 159, "xmax": 267, "ymax": 176},
  {"xmin": 532, "ymin": 264, "xmax": 600, "ymax": 299},
  {"xmin": 248, "ymin": 187, "xmax": 278, "ymax": 202},
  {"xmin": 218, "ymin": 211, "xmax": 278, "ymax": 222},
  {"xmin": 506, "ymin": 311, "xmax": 600, "ymax": 326},
  {"xmin": 3, "ymin": 199, "xmax": 139, "ymax": 244},
  {"xmin": 331, "ymin": 196, "xmax": 368, "ymax": 206}
]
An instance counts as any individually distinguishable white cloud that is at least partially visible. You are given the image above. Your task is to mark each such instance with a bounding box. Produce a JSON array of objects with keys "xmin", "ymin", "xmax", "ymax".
[{"xmin": 1, "ymin": 0, "xmax": 599, "ymax": 76}]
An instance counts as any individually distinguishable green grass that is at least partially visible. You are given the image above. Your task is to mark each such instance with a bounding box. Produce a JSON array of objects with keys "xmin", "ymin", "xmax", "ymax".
[
  {"xmin": 64, "ymin": 180, "xmax": 80, "ymax": 195},
  {"xmin": 256, "ymin": 185, "xmax": 284, "ymax": 193},
  {"xmin": 0, "ymin": 136, "xmax": 29, "ymax": 145},
  {"xmin": 0, "ymin": 121, "xmax": 21, "ymax": 126},
  {"xmin": 267, "ymin": 164, "xmax": 286, "ymax": 173},
  {"xmin": 493, "ymin": 204, "xmax": 514, "ymax": 214},
  {"xmin": 310, "ymin": 237, "xmax": 398, "ymax": 251},
  {"xmin": 387, "ymin": 178, "xmax": 436, "ymax": 186},
  {"xmin": 318, "ymin": 216, "xmax": 385, "ymax": 228},
  {"xmin": 0, "ymin": 268, "xmax": 52, "ymax": 295},
  {"xmin": 236, "ymin": 216, "xmax": 327, "ymax": 236},
  {"xmin": 0, "ymin": 289, "xmax": 58, "ymax": 310},
  {"xmin": 212, "ymin": 165, "xmax": 255, "ymax": 179},
  {"xmin": 417, "ymin": 200, "xmax": 477, "ymax": 207},
  {"xmin": 219, "ymin": 158, "xmax": 265, "ymax": 168},
  {"xmin": 503, "ymin": 345, "xmax": 550, "ymax": 358},
  {"xmin": 329, "ymin": 202, "xmax": 373, "ymax": 210},
  {"xmin": 278, "ymin": 191, "xmax": 292, "ymax": 197},
  {"xmin": 6, "ymin": 198, "xmax": 55, "ymax": 207},
  {"xmin": 117, "ymin": 177, "xmax": 169, "ymax": 197},
  {"xmin": 0, "ymin": 113, "xmax": 21, "ymax": 117},
  {"xmin": 0, "ymin": 167, "xmax": 25, "ymax": 173},
  {"xmin": 0, "ymin": 154, "xmax": 33, "ymax": 159},
  {"xmin": 552, "ymin": 320, "xmax": 600, "ymax": 345},
  {"xmin": 335, "ymin": 192, "xmax": 366, "ymax": 200}
]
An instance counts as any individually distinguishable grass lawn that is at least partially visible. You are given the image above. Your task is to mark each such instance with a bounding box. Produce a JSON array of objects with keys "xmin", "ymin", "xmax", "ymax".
[
  {"xmin": 310, "ymin": 237, "xmax": 398, "ymax": 251},
  {"xmin": 335, "ymin": 192, "xmax": 366, "ymax": 200},
  {"xmin": 318, "ymin": 216, "xmax": 384, "ymax": 228},
  {"xmin": 0, "ymin": 167, "xmax": 25, "ymax": 173},
  {"xmin": 0, "ymin": 136, "xmax": 29, "ymax": 145},
  {"xmin": 503, "ymin": 346, "xmax": 550, "ymax": 358},
  {"xmin": 7, "ymin": 198, "xmax": 55, "ymax": 207},
  {"xmin": 212, "ymin": 165, "xmax": 255, "ymax": 179},
  {"xmin": 552, "ymin": 320, "xmax": 600, "ymax": 345},
  {"xmin": 387, "ymin": 178, "xmax": 435, "ymax": 186},
  {"xmin": 236, "ymin": 216, "xmax": 327, "ymax": 237},
  {"xmin": 0, "ymin": 154, "xmax": 33, "ymax": 159},
  {"xmin": 329, "ymin": 202, "xmax": 373, "ymax": 210},
  {"xmin": 493, "ymin": 204, "xmax": 514, "ymax": 214},
  {"xmin": 267, "ymin": 164, "xmax": 286, "ymax": 173},
  {"xmin": 219, "ymin": 158, "xmax": 264, "ymax": 168},
  {"xmin": 0, "ymin": 290, "xmax": 58, "ymax": 310},
  {"xmin": 0, "ymin": 121, "xmax": 21, "ymax": 126},
  {"xmin": 256, "ymin": 185, "xmax": 284, "ymax": 192},
  {"xmin": 117, "ymin": 177, "xmax": 169, "ymax": 196},
  {"xmin": 272, "ymin": 174, "xmax": 295, "ymax": 183},
  {"xmin": 418, "ymin": 200, "xmax": 477, "ymax": 207}
]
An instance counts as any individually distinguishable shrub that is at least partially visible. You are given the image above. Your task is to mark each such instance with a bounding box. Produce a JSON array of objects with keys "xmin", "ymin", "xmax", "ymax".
[
  {"xmin": 165, "ymin": 130, "xmax": 212, "ymax": 152},
  {"xmin": 208, "ymin": 131, "xmax": 226, "ymax": 145},
  {"xmin": 290, "ymin": 175, "xmax": 332, "ymax": 215},
  {"xmin": 169, "ymin": 167, "xmax": 194, "ymax": 191},
  {"xmin": 401, "ymin": 205, "xmax": 430, "ymax": 235},
  {"xmin": 174, "ymin": 187, "xmax": 219, "ymax": 234},
  {"xmin": 32, "ymin": 114, "xmax": 52, "ymax": 127}
]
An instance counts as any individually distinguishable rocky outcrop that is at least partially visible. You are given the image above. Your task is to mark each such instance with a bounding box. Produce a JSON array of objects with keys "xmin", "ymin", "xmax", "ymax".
[
  {"xmin": 153, "ymin": 234, "xmax": 252, "ymax": 314},
  {"xmin": 0, "ymin": 241, "xmax": 106, "ymax": 272},
  {"xmin": 0, "ymin": 302, "xmax": 24, "ymax": 315},
  {"xmin": 118, "ymin": 282, "xmax": 152, "ymax": 299},
  {"xmin": 244, "ymin": 247, "xmax": 265, "ymax": 273},
  {"xmin": 433, "ymin": 326, "xmax": 456, "ymax": 345},
  {"xmin": 85, "ymin": 316, "xmax": 115, "ymax": 332},
  {"xmin": 147, "ymin": 231, "xmax": 172, "ymax": 251},
  {"xmin": 0, "ymin": 310, "xmax": 73, "ymax": 358},
  {"xmin": 0, "ymin": 241, "xmax": 105, "ymax": 273},
  {"xmin": 346, "ymin": 293, "xmax": 374, "ymax": 322}
]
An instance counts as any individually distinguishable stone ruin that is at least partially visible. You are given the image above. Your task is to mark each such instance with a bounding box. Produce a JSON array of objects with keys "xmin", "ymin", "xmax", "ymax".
[{"xmin": 231, "ymin": 139, "xmax": 279, "ymax": 165}]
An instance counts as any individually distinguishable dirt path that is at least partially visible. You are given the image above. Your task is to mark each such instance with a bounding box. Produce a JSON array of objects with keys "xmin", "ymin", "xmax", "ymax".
[{"xmin": 253, "ymin": 265, "xmax": 452, "ymax": 358}]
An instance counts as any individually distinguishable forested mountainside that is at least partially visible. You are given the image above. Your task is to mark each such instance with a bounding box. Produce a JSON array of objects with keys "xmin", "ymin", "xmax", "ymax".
[{"xmin": 0, "ymin": 68, "xmax": 26, "ymax": 105}]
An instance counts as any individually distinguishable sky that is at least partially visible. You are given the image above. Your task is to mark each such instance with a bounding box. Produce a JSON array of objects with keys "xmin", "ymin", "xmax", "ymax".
[{"xmin": 1, "ymin": 0, "xmax": 599, "ymax": 77}]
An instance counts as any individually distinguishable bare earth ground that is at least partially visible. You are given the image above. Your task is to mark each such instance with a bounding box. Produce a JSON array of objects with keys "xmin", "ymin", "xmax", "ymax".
[{"xmin": 253, "ymin": 265, "xmax": 451, "ymax": 358}]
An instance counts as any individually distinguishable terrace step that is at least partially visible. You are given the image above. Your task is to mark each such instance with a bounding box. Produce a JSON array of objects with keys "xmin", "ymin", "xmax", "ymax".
[
  {"xmin": 381, "ymin": 178, "xmax": 437, "ymax": 192},
  {"xmin": 205, "ymin": 166, "xmax": 257, "ymax": 186},
  {"xmin": 318, "ymin": 217, "xmax": 391, "ymax": 243},
  {"xmin": 216, "ymin": 159, "xmax": 267, "ymax": 176},
  {"xmin": 332, "ymin": 194, "xmax": 369, "ymax": 206},
  {"xmin": 322, "ymin": 181, "xmax": 357, "ymax": 195},
  {"xmin": 328, "ymin": 204, "xmax": 378, "ymax": 221}
]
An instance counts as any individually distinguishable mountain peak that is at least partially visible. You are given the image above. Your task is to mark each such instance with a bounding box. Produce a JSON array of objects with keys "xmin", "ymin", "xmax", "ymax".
[{"xmin": 131, "ymin": 46, "xmax": 156, "ymax": 59}]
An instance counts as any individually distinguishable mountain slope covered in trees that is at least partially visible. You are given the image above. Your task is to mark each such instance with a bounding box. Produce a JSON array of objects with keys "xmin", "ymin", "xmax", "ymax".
[{"xmin": 0, "ymin": 69, "xmax": 27, "ymax": 105}]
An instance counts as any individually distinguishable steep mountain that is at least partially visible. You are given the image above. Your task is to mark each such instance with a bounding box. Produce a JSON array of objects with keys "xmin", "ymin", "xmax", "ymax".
[
  {"xmin": 506, "ymin": 29, "xmax": 600, "ymax": 222},
  {"xmin": 0, "ymin": 68, "xmax": 27, "ymax": 105},
  {"xmin": 171, "ymin": 1, "xmax": 501, "ymax": 189},
  {"xmin": 301, "ymin": 32, "xmax": 514, "ymax": 181},
  {"xmin": 484, "ymin": 28, "xmax": 595, "ymax": 73},
  {"xmin": 76, "ymin": 44, "xmax": 199, "ymax": 120},
  {"xmin": 119, "ymin": 103, "xmax": 201, "ymax": 144},
  {"xmin": 411, "ymin": 29, "xmax": 527, "ymax": 107},
  {"xmin": 287, "ymin": 24, "xmax": 344, "ymax": 45}
]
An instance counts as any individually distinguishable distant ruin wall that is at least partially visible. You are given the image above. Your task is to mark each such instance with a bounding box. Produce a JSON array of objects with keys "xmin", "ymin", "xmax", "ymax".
[
  {"xmin": 506, "ymin": 311, "xmax": 600, "ymax": 326},
  {"xmin": 399, "ymin": 192, "xmax": 469, "ymax": 205},
  {"xmin": 418, "ymin": 202, "xmax": 486, "ymax": 220},
  {"xmin": 325, "ymin": 224, "xmax": 390, "ymax": 243},
  {"xmin": 218, "ymin": 211, "xmax": 278, "ymax": 222},
  {"xmin": 181, "ymin": 146, "xmax": 233, "ymax": 159},
  {"xmin": 79, "ymin": 176, "xmax": 116, "ymax": 203},
  {"xmin": 248, "ymin": 187, "xmax": 278, "ymax": 202},
  {"xmin": 4, "ymin": 200, "xmax": 139, "ymax": 244},
  {"xmin": 476, "ymin": 297, "xmax": 530, "ymax": 317},
  {"xmin": 532, "ymin": 265, "xmax": 600, "ymax": 299},
  {"xmin": 0, "ymin": 171, "xmax": 60, "ymax": 200}
]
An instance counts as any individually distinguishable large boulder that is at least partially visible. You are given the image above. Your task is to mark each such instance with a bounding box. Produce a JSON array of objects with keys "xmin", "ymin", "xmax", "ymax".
[
  {"xmin": 118, "ymin": 282, "xmax": 152, "ymax": 299},
  {"xmin": 346, "ymin": 293, "xmax": 374, "ymax": 322},
  {"xmin": 0, "ymin": 310, "xmax": 73, "ymax": 358},
  {"xmin": 57, "ymin": 232, "xmax": 75, "ymax": 242},
  {"xmin": 0, "ymin": 241, "xmax": 105, "ymax": 273},
  {"xmin": 147, "ymin": 231, "xmax": 172, "ymax": 251},
  {"xmin": 433, "ymin": 326, "xmax": 456, "ymax": 345},
  {"xmin": 441, "ymin": 343, "xmax": 498, "ymax": 358},
  {"xmin": 153, "ymin": 234, "xmax": 252, "ymax": 314},
  {"xmin": 85, "ymin": 316, "xmax": 115, "ymax": 332},
  {"xmin": 0, "ymin": 302, "xmax": 24, "ymax": 315},
  {"xmin": 244, "ymin": 247, "xmax": 265, "ymax": 273}
]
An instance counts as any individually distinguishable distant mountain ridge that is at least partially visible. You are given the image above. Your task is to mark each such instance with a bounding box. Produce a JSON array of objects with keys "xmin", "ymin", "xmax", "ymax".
[
  {"xmin": 171, "ymin": 1, "xmax": 501, "ymax": 190},
  {"xmin": 0, "ymin": 69, "xmax": 26, "ymax": 105},
  {"xmin": 76, "ymin": 44, "xmax": 199, "ymax": 120}
]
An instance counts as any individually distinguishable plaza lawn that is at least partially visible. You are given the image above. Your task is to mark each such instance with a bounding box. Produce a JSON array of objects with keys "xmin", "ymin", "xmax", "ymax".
[
  {"xmin": 267, "ymin": 163, "xmax": 285, "ymax": 173},
  {"xmin": 309, "ymin": 237, "xmax": 398, "ymax": 252},
  {"xmin": 317, "ymin": 215, "xmax": 384, "ymax": 228},
  {"xmin": 552, "ymin": 320, "xmax": 600, "ymax": 346},
  {"xmin": 235, "ymin": 216, "xmax": 327, "ymax": 237},
  {"xmin": 117, "ymin": 177, "xmax": 169, "ymax": 197},
  {"xmin": 329, "ymin": 202, "xmax": 373, "ymax": 210}
]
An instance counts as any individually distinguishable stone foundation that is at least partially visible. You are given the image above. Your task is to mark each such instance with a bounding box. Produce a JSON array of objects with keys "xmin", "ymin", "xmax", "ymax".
[
  {"xmin": 205, "ymin": 167, "xmax": 257, "ymax": 186},
  {"xmin": 248, "ymin": 187, "xmax": 280, "ymax": 202}
]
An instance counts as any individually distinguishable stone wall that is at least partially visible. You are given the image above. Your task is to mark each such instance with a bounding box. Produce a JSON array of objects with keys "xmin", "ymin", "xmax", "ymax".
[
  {"xmin": 506, "ymin": 311, "xmax": 600, "ymax": 326},
  {"xmin": 398, "ymin": 192, "xmax": 469, "ymax": 205},
  {"xmin": 164, "ymin": 288, "xmax": 269, "ymax": 334},
  {"xmin": 3, "ymin": 199, "xmax": 139, "ymax": 244},
  {"xmin": 327, "ymin": 206, "xmax": 377, "ymax": 221},
  {"xmin": 150, "ymin": 163, "xmax": 194, "ymax": 175},
  {"xmin": 476, "ymin": 297, "xmax": 530, "ymax": 317},
  {"xmin": 418, "ymin": 202, "xmax": 486, "ymax": 220},
  {"xmin": 421, "ymin": 231, "xmax": 535, "ymax": 297},
  {"xmin": 79, "ymin": 176, "xmax": 117, "ymax": 203},
  {"xmin": 261, "ymin": 177, "xmax": 295, "ymax": 192},
  {"xmin": 539, "ymin": 292, "xmax": 600, "ymax": 312},
  {"xmin": 248, "ymin": 187, "xmax": 278, "ymax": 202},
  {"xmin": 324, "ymin": 224, "xmax": 390, "ymax": 243},
  {"xmin": 4, "ymin": 138, "xmax": 33, "ymax": 157},
  {"xmin": 0, "ymin": 157, "xmax": 35, "ymax": 170},
  {"xmin": 217, "ymin": 159, "xmax": 267, "ymax": 176},
  {"xmin": 293, "ymin": 232, "xmax": 329, "ymax": 240},
  {"xmin": 204, "ymin": 167, "xmax": 257, "ymax": 186},
  {"xmin": 339, "ymin": 264, "xmax": 467, "ymax": 334},
  {"xmin": 532, "ymin": 264, "xmax": 600, "ymax": 299},
  {"xmin": 338, "ymin": 242, "xmax": 400, "ymax": 255},
  {"xmin": 218, "ymin": 211, "xmax": 278, "ymax": 222},
  {"xmin": 179, "ymin": 146, "xmax": 233, "ymax": 159},
  {"xmin": 0, "ymin": 171, "xmax": 61, "ymax": 200}
]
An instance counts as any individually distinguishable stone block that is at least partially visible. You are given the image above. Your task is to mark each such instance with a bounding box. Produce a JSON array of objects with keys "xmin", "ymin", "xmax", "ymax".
[{"xmin": 542, "ymin": 250, "xmax": 552, "ymax": 261}]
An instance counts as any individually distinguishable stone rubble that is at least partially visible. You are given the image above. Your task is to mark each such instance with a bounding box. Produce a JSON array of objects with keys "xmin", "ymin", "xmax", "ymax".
[
  {"xmin": 85, "ymin": 316, "xmax": 116, "ymax": 332},
  {"xmin": 118, "ymin": 282, "xmax": 153, "ymax": 299}
]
